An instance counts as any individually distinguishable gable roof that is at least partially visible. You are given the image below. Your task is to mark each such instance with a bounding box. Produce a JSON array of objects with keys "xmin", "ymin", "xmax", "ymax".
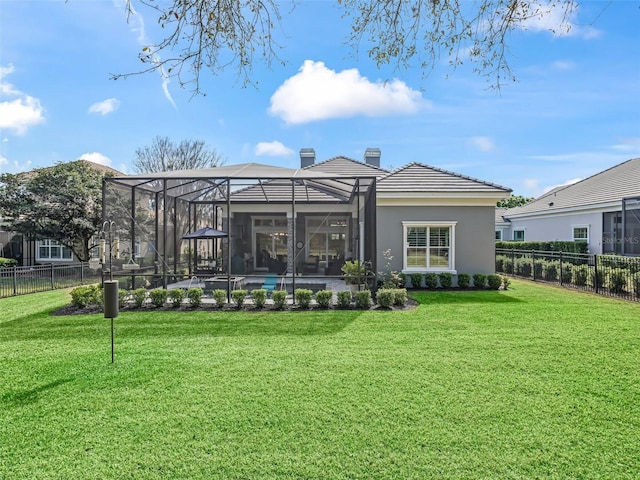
[
  {"xmin": 495, "ymin": 207, "xmax": 510, "ymax": 224},
  {"xmin": 506, "ymin": 157, "xmax": 640, "ymax": 217},
  {"xmin": 377, "ymin": 162, "xmax": 511, "ymax": 195},
  {"xmin": 305, "ymin": 156, "xmax": 389, "ymax": 179}
]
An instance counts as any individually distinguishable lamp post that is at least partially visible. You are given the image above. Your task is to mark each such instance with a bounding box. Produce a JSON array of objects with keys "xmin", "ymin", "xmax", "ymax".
[{"xmin": 99, "ymin": 220, "xmax": 119, "ymax": 363}]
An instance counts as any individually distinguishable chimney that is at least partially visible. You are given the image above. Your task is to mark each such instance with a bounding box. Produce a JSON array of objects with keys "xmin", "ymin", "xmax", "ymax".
[
  {"xmin": 364, "ymin": 148, "xmax": 381, "ymax": 167},
  {"xmin": 300, "ymin": 148, "xmax": 316, "ymax": 168}
]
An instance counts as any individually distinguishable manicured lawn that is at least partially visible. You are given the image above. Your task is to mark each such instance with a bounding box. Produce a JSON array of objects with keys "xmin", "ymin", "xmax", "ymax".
[{"xmin": 1, "ymin": 281, "xmax": 639, "ymax": 479}]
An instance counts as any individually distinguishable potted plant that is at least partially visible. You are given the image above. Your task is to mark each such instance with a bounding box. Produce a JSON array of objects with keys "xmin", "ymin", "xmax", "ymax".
[{"xmin": 341, "ymin": 259, "xmax": 370, "ymax": 293}]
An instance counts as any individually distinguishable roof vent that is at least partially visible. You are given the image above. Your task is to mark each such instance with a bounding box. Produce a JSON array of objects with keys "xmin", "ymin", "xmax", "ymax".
[
  {"xmin": 300, "ymin": 148, "xmax": 316, "ymax": 168},
  {"xmin": 364, "ymin": 148, "xmax": 381, "ymax": 167}
]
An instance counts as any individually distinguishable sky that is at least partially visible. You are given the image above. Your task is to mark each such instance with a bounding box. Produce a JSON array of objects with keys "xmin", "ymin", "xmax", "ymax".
[{"xmin": 0, "ymin": 0, "xmax": 639, "ymax": 198}]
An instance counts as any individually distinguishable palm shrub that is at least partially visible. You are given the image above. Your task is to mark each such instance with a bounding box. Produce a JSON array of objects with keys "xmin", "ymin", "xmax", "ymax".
[
  {"xmin": 572, "ymin": 265, "xmax": 589, "ymax": 286},
  {"xmin": 409, "ymin": 273, "xmax": 423, "ymax": 289},
  {"xmin": 503, "ymin": 257, "xmax": 514, "ymax": 274},
  {"xmin": 231, "ymin": 289, "xmax": 247, "ymax": 309},
  {"xmin": 608, "ymin": 268, "xmax": 627, "ymax": 294},
  {"xmin": 251, "ymin": 289, "xmax": 267, "ymax": 309},
  {"xmin": 457, "ymin": 273, "xmax": 470, "ymax": 288},
  {"xmin": 393, "ymin": 288, "xmax": 408, "ymax": 306},
  {"xmin": 560, "ymin": 263, "xmax": 573, "ymax": 284},
  {"xmin": 515, "ymin": 258, "xmax": 532, "ymax": 277},
  {"xmin": 543, "ymin": 260, "xmax": 560, "ymax": 281},
  {"xmin": 315, "ymin": 290, "xmax": 333, "ymax": 309},
  {"xmin": 212, "ymin": 289, "xmax": 227, "ymax": 308},
  {"xmin": 272, "ymin": 290, "xmax": 288, "ymax": 310},
  {"xmin": 149, "ymin": 288, "xmax": 168, "ymax": 308},
  {"xmin": 424, "ymin": 273, "xmax": 438, "ymax": 289},
  {"xmin": 132, "ymin": 288, "xmax": 147, "ymax": 308},
  {"xmin": 295, "ymin": 289, "xmax": 313, "ymax": 309},
  {"xmin": 187, "ymin": 287, "xmax": 203, "ymax": 308},
  {"xmin": 438, "ymin": 272, "xmax": 453, "ymax": 289},
  {"xmin": 168, "ymin": 288, "xmax": 185, "ymax": 307},
  {"xmin": 336, "ymin": 290, "xmax": 352, "ymax": 309},
  {"xmin": 487, "ymin": 274, "xmax": 502, "ymax": 290},
  {"xmin": 376, "ymin": 288, "xmax": 395, "ymax": 308},
  {"xmin": 473, "ymin": 273, "xmax": 486, "ymax": 289},
  {"xmin": 354, "ymin": 290, "xmax": 372, "ymax": 309}
]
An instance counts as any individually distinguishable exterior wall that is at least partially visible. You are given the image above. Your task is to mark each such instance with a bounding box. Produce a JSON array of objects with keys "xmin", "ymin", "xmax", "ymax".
[
  {"xmin": 377, "ymin": 205, "xmax": 497, "ymax": 275},
  {"xmin": 506, "ymin": 211, "xmax": 604, "ymax": 253}
]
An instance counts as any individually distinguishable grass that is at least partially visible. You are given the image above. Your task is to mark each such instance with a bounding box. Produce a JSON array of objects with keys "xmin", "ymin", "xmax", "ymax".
[{"xmin": 1, "ymin": 281, "xmax": 639, "ymax": 479}]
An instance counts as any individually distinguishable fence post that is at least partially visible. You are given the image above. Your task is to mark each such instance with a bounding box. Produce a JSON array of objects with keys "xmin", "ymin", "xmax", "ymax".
[
  {"xmin": 511, "ymin": 249, "xmax": 515, "ymax": 277},
  {"xmin": 594, "ymin": 255, "xmax": 599, "ymax": 294},
  {"xmin": 81, "ymin": 262, "xmax": 84, "ymax": 283},
  {"xmin": 13, "ymin": 265, "xmax": 18, "ymax": 296},
  {"xmin": 559, "ymin": 252, "xmax": 563, "ymax": 286},
  {"xmin": 531, "ymin": 250, "xmax": 536, "ymax": 281},
  {"xmin": 50, "ymin": 264, "xmax": 55, "ymax": 290}
]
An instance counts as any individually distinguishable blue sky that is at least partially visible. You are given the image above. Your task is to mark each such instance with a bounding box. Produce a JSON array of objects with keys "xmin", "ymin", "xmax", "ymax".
[{"xmin": 1, "ymin": 0, "xmax": 639, "ymax": 197}]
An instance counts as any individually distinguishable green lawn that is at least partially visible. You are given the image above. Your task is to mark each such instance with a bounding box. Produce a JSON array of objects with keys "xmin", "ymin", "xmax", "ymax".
[{"xmin": 1, "ymin": 281, "xmax": 639, "ymax": 479}]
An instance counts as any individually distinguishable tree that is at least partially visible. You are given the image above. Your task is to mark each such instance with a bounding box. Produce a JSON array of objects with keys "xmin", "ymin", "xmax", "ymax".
[
  {"xmin": 115, "ymin": 0, "xmax": 585, "ymax": 93},
  {"xmin": 0, "ymin": 161, "xmax": 109, "ymax": 262},
  {"xmin": 133, "ymin": 136, "xmax": 225, "ymax": 173},
  {"xmin": 497, "ymin": 194, "xmax": 534, "ymax": 208}
]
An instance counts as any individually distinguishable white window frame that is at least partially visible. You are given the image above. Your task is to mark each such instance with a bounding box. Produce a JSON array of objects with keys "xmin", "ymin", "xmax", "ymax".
[
  {"xmin": 36, "ymin": 239, "xmax": 73, "ymax": 262},
  {"xmin": 402, "ymin": 221, "xmax": 456, "ymax": 273},
  {"xmin": 513, "ymin": 229, "xmax": 525, "ymax": 242},
  {"xmin": 495, "ymin": 230, "xmax": 503, "ymax": 241},
  {"xmin": 572, "ymin": 225, "xmax": 589, "ymax": 243}
]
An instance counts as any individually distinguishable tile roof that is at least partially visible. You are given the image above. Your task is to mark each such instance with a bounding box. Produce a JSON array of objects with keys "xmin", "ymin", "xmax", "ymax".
[
  {"xmin": 506, "ymin": 157, "xmax": 640, "ymax": 217},
  {"xmin": 377, "ymin": 162, "xmax": 512, "ymax": 193},
  {"xmin": 305, "ymin": 156, "xmax": 389, "ymax": 178},
  {"xmin": 495, "ymin": 208, "xmax": 510, "ymax": 223}
]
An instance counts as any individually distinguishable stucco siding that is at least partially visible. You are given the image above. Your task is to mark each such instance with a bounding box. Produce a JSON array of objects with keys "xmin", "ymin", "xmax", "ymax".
[{"xmin": 377, "ymin": 205, "xmax": 496, "ymax": 275}]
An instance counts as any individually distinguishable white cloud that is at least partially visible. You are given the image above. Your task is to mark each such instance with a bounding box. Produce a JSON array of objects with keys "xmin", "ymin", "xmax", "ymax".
[
  {"xmin": 523, "ymin": 178, "xmax": 540, "ymax": 190},
  {"xmin": 610, "ymin": 137, "xmax": 640, "ymax": 152},
  {"xmin": 269, "ymin": 60, "xmax": 428, "ymax": 124},
  {"xmin": 514, "ymin": 1, "xmax": 602, "ymax": 39},
  {"xmin": 542, "ymin": 177, "xmax": 581, "ymax": 194},
  {"xmin": 89, "ymin": 98, "xmax": 121, "ymax": 115},
  {"xmin": 79, "ymin": 152, "xmax": 112, "ymax": 167},
  {"xmin": 254, "ymin": 141, "xmax": 295, "ymax": 157},
  {"xmin": 0, "ymin": 64, "xmax": 45, "ymax": 136},
  {"xmin": 551, "ymin": 60, "xmax": 575, "ymax": 71},
  {"xmin": 470, "ymin": 136, "xmax": 495, "ymax": 152},
  {"xmin": 0, "ymin": 155, "xmax": 8, "ymax": 166}
]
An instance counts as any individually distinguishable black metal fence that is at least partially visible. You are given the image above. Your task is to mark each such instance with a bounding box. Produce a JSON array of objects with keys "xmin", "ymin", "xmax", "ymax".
[
  {"xmin": 0, "ymin": 263, "xmax": 101, "ymax": 298},
  {"xmin": 496, "ymin": 249, "xmax": 640, "ymax": 302}
]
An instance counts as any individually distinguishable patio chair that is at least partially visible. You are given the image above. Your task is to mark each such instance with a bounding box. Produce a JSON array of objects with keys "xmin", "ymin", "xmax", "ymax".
[{"xmin": 261, "ymin": 274, "xmax": 278, "ymax": 296}]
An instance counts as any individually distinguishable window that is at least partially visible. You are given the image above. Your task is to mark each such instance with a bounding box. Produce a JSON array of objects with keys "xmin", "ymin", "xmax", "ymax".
[
  {"xmin": 402, "ymin": 222, "xmax": 456, "ymax": 271},
  {"xmin": 572, "ymin": 226, "xmax": 589, "ymax": 243},
  {"xmin": 513, "ymin": 230, "xmax": 525, "ymax": 242},
  {"xmin": 495, "ymin": 230, "xmax": 503, "ymax": 241},
  {"xmin": 36, "ymin": 239, "xmax": 73, "ymax": 261}
]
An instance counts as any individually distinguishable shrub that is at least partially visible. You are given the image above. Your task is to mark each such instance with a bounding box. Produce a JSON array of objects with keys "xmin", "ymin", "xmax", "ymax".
[
  {"xmin": 487, "ymin": 274, "xmax": 502, "ymax": 290},
  {"xmin": 393, "ymin": 288, "xmax": 408, "ymax": 306},
  {"xmin": 397, "ymin": 272, "xmax": 407, "ymax": 288},
  {"xmin": 409, "ymin": 273, "xmax": 423, "ymax": 289},
  {"xmin": 0, "ymin": 257, "xmax": 18, "ymax": 268},
  {"xmin": 457, "ymin": 273, "xmax": 470, "ymax": 288},
  {"xmin": 315, "ymin": 290, "xmax": 333, "ymax": 309},
  {"xmin": 438, "ymin": 272, "xmax": 453, "ymax": 289},
  {"xmin": 295, "ymin": 289, "xmax": 313, "ymax": 309},
  {"xmin": 118, "ymin": 288, "xmax": 129, "ymax": 308},
  {"xmin": 212, "ymin": 289, "xmax": 227, "ymax": 308},
  {"xmin": 533, "ymin": 259, "xmax": 544, "ymax": 279},
  {"xmin": 424, "ymin": 273, "xmax": 438, "ymax": 289},
  {"xmin": 272, "ymin": 290, "xmax": 288, "ymax": 310},
  {"xmin": 572, "ymin": 265, "xmax": 589, "ymax": 286},
  {"xmin": 633, "ymin": 272, "xmax": 640, "ymax": 296},
  {"xmin": 591, "ymin": 268, "xmax": 606, "ymax": 289},
  {"xmin": 337, "ymin": 290, "xmax": 352, "ymax": 309},
  {"xmin": 376, "ymin": 288, "xmax": 395, "ymax": 308},
  {"xmin": 495, "ymin": 255, "xmax": 505, "ymax": 273},
  {"xmin": 168, "ymin": 288, "xmax": 185, "ymax": 307},
  {"xmin": 70, "ymin": 285, "xmax": 100, "ymax": 308},
  {"xmin": 252, "ymin": 289, "xmax": 267, "ymax": 309},
  {"xmin": 542, "ymin": 261, "xmax": 559, "ymax": 281},
  {"xmin": 231, "ymin": 289, "xmax": 247, "ymax": 309},
  {"xmin": 514, "ymin": 258, "xmax": 532, "ymax": 277},
  {"xmin": 132, "ymin": 288, "xmax": 147, "ymax": 308},
  {"xmin": 187, "ymin": 287, "xmax": 203, "ymax": 308},
  {"xmin": 503, "ymin": 258, "xmax": 514, "ymax": 274},
  {"xmin": 149, "ymin": 288, "xmax": 168, "ymax": 308},
  {"xmin": 472, "ymin": 273, "xmax": 486, "ymax": 289},
  {"xmin": 608, "ymin": 268, "xmax": 627, "ymax": 294},
  {"xmin": 501, "ymin": 276, "xmax": 511, "ymax": 290},
  {"xmin": 354, "ymin": 290, "xmax": 372, "ymax": 309},
  {"xmin": 560, "ymin": 263, "xmax": 573, "ymax": 284}
]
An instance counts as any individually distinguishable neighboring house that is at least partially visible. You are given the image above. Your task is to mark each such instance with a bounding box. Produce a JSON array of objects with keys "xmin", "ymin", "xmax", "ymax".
[
  {"xmin": 105, "ymin": 149, "xmax": 511, "ymax": 283},
  {"xmin": 494, "ymin": 208, "xmax": 510, "ymax": 241},
  {"xmin": 499, "ymin": 157, "xmax": 640, "ymax": 255},
  {"xmin": 0, "ymin": 160, "xmax": 124, "ymax": 266}
]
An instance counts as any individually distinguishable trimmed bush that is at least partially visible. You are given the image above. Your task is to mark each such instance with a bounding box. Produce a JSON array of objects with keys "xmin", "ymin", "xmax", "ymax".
[
  {"xmin": 70, "ymin": 285, "xmax": 100, "ymax": 308},
  {"xmin": 251, "ymin": 289, "xmax": 267, "ymax": 309},
  {"xmin": 354, "ymin": 290, "xmax": 372, "ymax": 309},
  {"xmin": 132, "ymin": 288, "xmax": 147, "ymax": 308},
  {"xmin": 496, "ymin": 241, "xmax": 588, "ymax": 254},
  {"xmin": 501, "ymin": 276, "xmax": 511, "ymax": 290},
  {"xmin": 295, "ymin": 289, "xmax": 313, "ymax": 309},
  {"xmin": 438, "ymin": 272, "xmax": 453, "ymax": 289},
  {"xmin": 0, "ymin": 257, "xmax": 18, "ymax": 268},
  {"xmin": 315, "ymin": 290, "xmax": 333, "ymax": 309},
  {"xmin": 397, "ymin": 272, "xmax": 407, "ymax": 288},
  {"xmin": 503, "ymin": 258, "xmax": 514, "ymax": 274},
  {"xmin": 495, "ymin": 256, "xmax": 505, "ymax": 273},
  {"xmin": 393, "ymin": 288, "xmax": 408, "ymax": 306},
  {"xmin": 424, "ymin": 273, "xmax": 438, "ymax": 289},
  {"xmin": 187, "ymin": 287, "xmax": 203, "ymax": 308},
  {"xmin": 472, "ymin": 273, "xmax": 486, "ymax": 289},
  {"xmin": 533, "ymin": 260, "xmax": 544, "ymax": 279},
  {"xmin": 168, "ymin": 288, "xmax": 185, "ymax": 307},
  {"xmin": 376, "ymin": 288, "xmax": 395, "ymax": 308},
  {"xmin": 337, "ymin": 291, "xmax": 352, "ymax": 309},
  {"xmin": 608, "ymin": 268, "xmax": 627, "ymax": 294},
  {"xmin": 457, "ymin": 273, "xmax": 470, "ymax": 288},
  {"xmin": 149, "ymin": 288, "xmax": 168, "ymax": 308},
  {"xmin": 487, "ymin": 274, "xmax": 502, "ymax": 290},
  {"xmin": 212, "ymin": 289, "xmax": 227, "ymax": 308},
  {"xmin": 231, "ymin": 289, "xmax": 247, "ymax": 309},
  {"xmin": 560, "ymin": 263, "xmax": 573, "ymax": 284},
  {"xmin": 272, "ymin": 290, "xmax": 288, "ymax": 310},
  {"xmin": 543, "ymin": 261, "xmax": 560, "ymax": 282},
  {"xmin": 572, "ymin": 265, "xmax": 589, "ymax": 286},
  {"xmin": 514, "ymin": 258, "xmax": 532, "ymax": 278},
  {"xmin": 409, "ymin": 273, "xmax": 423, "ymax": 289}
]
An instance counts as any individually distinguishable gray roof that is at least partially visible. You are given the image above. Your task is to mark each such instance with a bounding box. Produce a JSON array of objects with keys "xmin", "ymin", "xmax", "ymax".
[
  {"xmin": 377, "ymin": 162, "xmax": 512, "ymax": 194},
  {"xmin": 495, "ymin": 208, "xmax": 510, "ymax": 223},
  {"xmin": 506, "ymin": 157, "xmax": 640, "ymax": 217},
  {"xmin": 305, "ymin": 156, "xmax": 389, "ymax": 178}
]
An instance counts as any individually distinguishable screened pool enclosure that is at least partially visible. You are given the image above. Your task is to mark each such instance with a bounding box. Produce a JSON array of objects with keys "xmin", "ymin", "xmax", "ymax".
[{"xmin": 102, "ymin": 163, "xmax": 377, "ymax": 295}]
